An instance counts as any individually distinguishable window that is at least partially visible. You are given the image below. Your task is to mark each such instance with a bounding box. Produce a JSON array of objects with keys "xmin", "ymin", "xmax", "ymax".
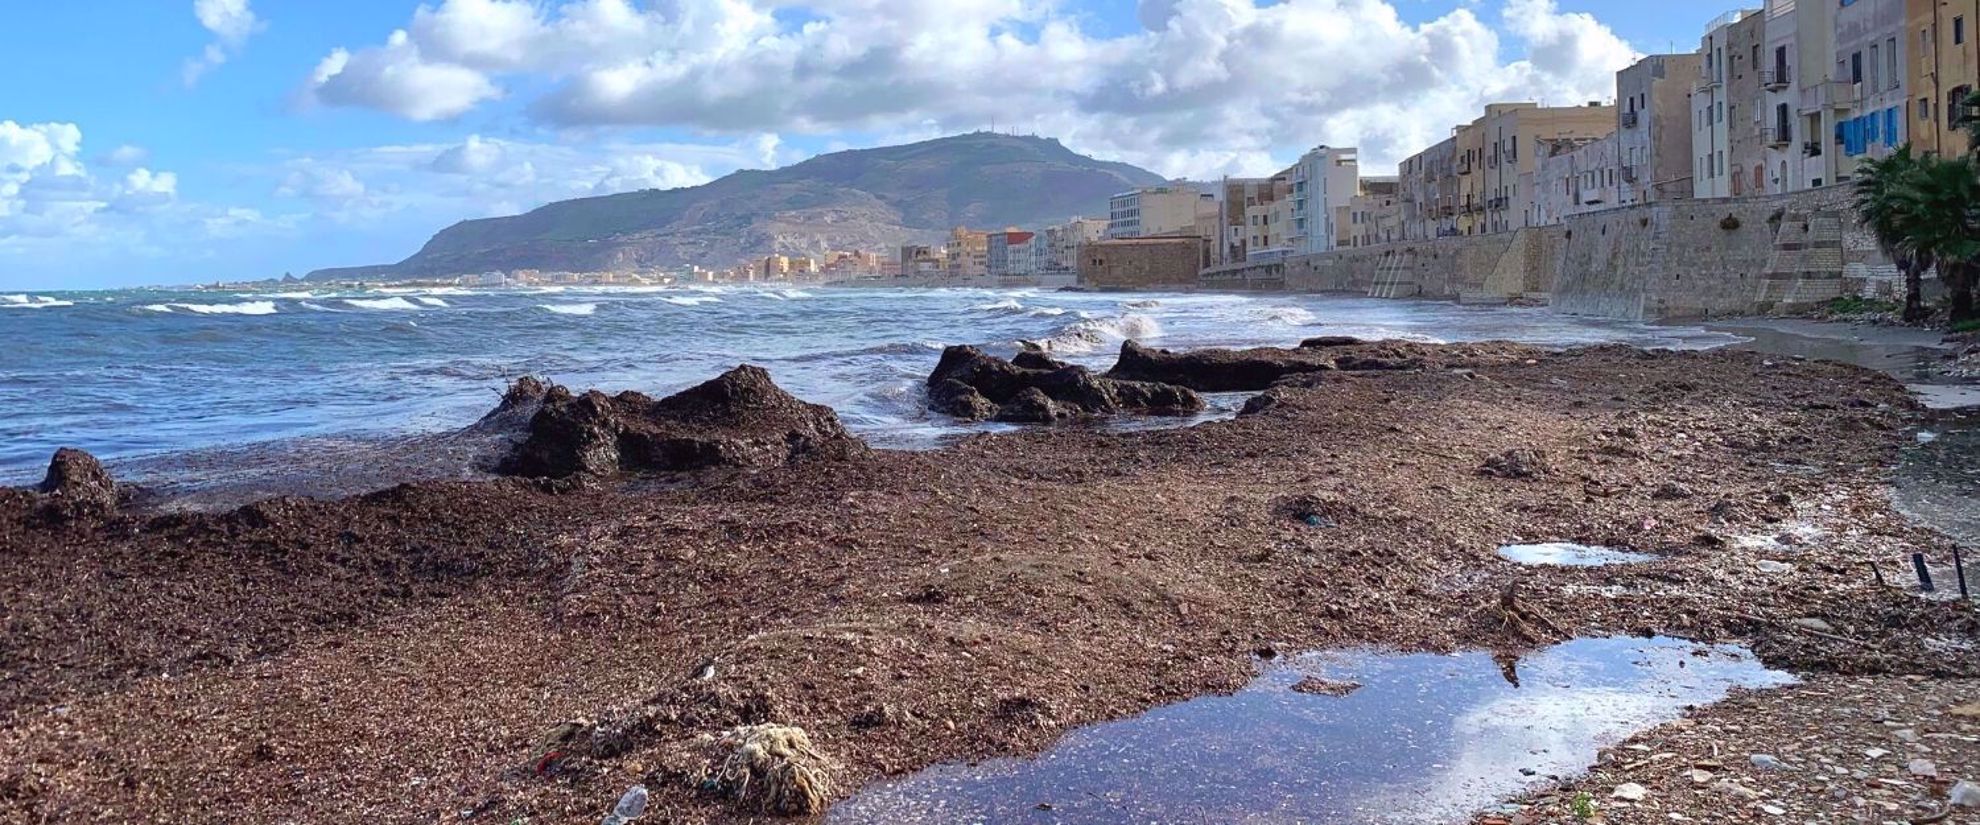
[
  {"xmin": 1869, "ymin": 44, "xmax": 1879, "ymax": 92},
  {"xmin": 1850, "ymin": 51, "xmax": 1863, "ymax": 84},
  {"xmin": 1958, "ymin": 16, "xmax": 1968, "ymax": 46},
  {"xmin": 1921, "ymin": 96, "xmax": 1933, "ymax": 121},
  {"xmin": 1889, "ymin": 38, "xmax": 1899, "ymax": 90}
]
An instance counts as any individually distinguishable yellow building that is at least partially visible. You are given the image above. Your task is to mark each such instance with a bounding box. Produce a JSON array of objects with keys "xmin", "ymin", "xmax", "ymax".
[
  {"xmin": 1910, "ymin": 0, "xmax": 1980, "ymax": 157},
  {"xmin": 760, "ymin": 254, "xmax": 790, "ymax": 280}
]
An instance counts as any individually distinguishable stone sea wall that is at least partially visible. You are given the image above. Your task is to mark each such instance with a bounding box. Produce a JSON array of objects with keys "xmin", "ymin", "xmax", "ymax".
[{"xmin": 1199, "ymin": 184, "xmax": 1905, "ymax": 321}]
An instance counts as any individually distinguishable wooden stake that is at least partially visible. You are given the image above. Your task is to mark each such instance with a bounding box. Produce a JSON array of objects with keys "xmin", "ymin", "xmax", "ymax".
[
  {"xmin": 1913, "ymin": 552, "xmax": 1935, "ymax": 593},
  {"xmin": 1955, "ymin": 546, "xmax": 1970, "ymax": 601}
]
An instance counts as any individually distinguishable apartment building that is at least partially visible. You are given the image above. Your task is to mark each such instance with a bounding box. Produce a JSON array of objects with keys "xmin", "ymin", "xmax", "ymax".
[
  {"xmin": 1696, "ymin": 11, "xmax": 1760, "ymax": 198},
  {"xmin": 1041, "ymin": 217, "xmax": 1108, "ymax": 273},
  {"xmin": 1106, "ymin": 185, "xmax": 1204, "ymax": 238},
  {"xmin": 1397, "ymin": 135, "xmax": 1457, "ymax": 240},
  {"xmin": 944, "ymin": 227, "xmax": 989, "ymax": 277},
  {"xmin": 1834, "ymin": 0, "xmax": 1912, "ymax": 176},
  {"xmin": 1761, "ymin": 0, "xmax": 1802, "ymax": 194},
  {"xmin": 1216, "ymin": 174, "xmax": 1292, "ymax": 265},
  {"xmin": 986, "ymin": 230, "xmax": 1037, "ymax": 277},
  {"xmin": 1617, "ymin": 53, "xmax": 1705, "ymax": 203},
  {"xmin": 1909, "ymin": 0, "xmax": 1980, "ymax": 157},
  {"xmin": 1535, "ymin": 134, "xmax": 1620, "ymax": 225},
  {"xmin": 1345, "ymin": 177, "xmax": 1402, "ymax": 248},
  {"xmin": 1728, "ymin": 10, "xmax": 1771, "ymax": 195},
  {"xmin": 1287, "ymin": 145, "xmax": 1360, "ymax": 253},
  {"xmin": 1477, "ymin": 103, "xmax": 1616, "ymax": 233}
]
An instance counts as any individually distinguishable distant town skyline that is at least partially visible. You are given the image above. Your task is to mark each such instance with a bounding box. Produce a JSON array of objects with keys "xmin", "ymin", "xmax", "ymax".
[{"xmin": 2, "ymin": 1, "xmax": 1751, "ymax": 289}]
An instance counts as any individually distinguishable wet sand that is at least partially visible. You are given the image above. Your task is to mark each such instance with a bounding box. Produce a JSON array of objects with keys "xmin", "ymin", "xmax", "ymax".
[{"xmin": 2, "ymin": 342, "xmax": 1976, "ymax": 824}]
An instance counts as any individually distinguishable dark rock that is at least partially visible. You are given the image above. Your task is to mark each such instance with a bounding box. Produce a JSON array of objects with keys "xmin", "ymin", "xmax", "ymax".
[
  {"xmin": 497, "ymin": 365, "xmax": 863, "ymax": 478},
  {"xmin": 1652, "ymin": 481, "xmax": 1696, "ymax": 500},
  {"xmin": 1290, "ymin": 676, "xmax": 1362, "ymax": 697},
  {"xmin": 1298, "ymin": 335, "xmax": 1367, "ymax": 348},
  {"xmin": 1480, "ymin": 449, "xmax": 1550, "ymax": 479},
  {"xmin": 1239, "ymin": 388, "xmax": 1290, "ymax": 416},
  {"xmin": 1333, "ymin": 355, "xmax": 1425, "ymax": 371},
  {"xmin": 1105, "ymin": 340, "xmax": 1336, "ymax": 392},
  {"xmin": 33, "ymin": 448, "xmax": 118, "ymax": 518},
  {"xmin": 1011, "ymin": 350, "xmax": 1073, "ymax": 371},
  {"xmin": 993, "ymin": 387, "xmax": 1069, "ymax": 423},
  {"xmin": 926, "ymin": 345, "xmax": 1203, "ymax": 421},
  {"xmin": 476, "ymin": 375, "xmax": 551, "ymax": 429}
]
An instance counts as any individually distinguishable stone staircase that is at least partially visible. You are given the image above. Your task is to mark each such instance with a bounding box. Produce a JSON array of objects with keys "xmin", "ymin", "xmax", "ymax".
[
  {"xmin": 1756, "ymin": 210, "xmax": 1845, "ymax": 309},
  {"xmin": 1367, "ymin": 249, "xmax": 1419, "ymax": 299}
]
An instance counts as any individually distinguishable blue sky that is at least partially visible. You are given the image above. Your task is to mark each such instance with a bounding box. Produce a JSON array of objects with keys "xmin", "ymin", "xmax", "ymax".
[{"xmin": 0, "ymin": 0, "xmax": 1745, "ymax": 290}]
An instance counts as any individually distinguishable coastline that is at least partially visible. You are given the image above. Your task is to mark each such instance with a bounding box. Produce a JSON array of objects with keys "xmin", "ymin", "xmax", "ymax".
[{"xmin": 4, "ymin": 334, "xmax": 1977, "ymax": 823}]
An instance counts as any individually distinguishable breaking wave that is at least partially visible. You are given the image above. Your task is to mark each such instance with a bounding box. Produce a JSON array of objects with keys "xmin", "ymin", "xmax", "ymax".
[
  {"xmin": 139, "ymin": 301, "xmax": 278, "ymax": 316},
  {"xmin": 1, "ymin": 294, "xmax": 73, "ymax": 309},
  {"xmin": 540, "ymin": 303, "xmax": 598, "ymax": 316},
  {"xmin": 1255, "ymin": 306, "xmax": 1318, "ymax": 325},
  {"xmin": 1031, "ymin": 312, "xmax": 1163, "ymax": 353},
  {"xmin": 661, "ymin": 295, "xmax": 723, "ymax": 306},
  {"xmin": 971, "ymin": 299, "xmax": 1026, "ymax": 313},
  {"xmin": 413, "ymin": 297, "xmax": 450, "ymax": 307},
  {"xmin": 344, "ymin": 297, "xmax": 422, "ymax": 311}
]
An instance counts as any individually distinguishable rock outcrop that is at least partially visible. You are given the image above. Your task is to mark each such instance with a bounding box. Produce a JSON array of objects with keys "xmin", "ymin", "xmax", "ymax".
[
  {"xmin": 926, "ymin": 345, "xmax": 1203, "ymax": 423},
  {"xmin": 5, "ymin": 448, "xmax": 121, "ymax": 524},
  {"xmin": 497, "ymin": 366, "xmax": 864, "ymax": 478},
  {"xmin": 1105, "ymin": 340, "xmax": 1339, "ymax": 392},
  {"xmin": 1107, "ymin": 338, "xmax": 1547, "ymax": 392}
]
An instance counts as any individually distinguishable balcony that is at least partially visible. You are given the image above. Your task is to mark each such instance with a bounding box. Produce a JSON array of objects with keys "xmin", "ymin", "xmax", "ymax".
[
  {"xmin": 1803, "ymin": 140, "xmax": 1823, "ymax": 158},
  {"xmin": 1486, "ymin": 195, "xmax": 1510, "ymax": 211},
  {"xmin": 1763, "ymin": 127, "xmax": 1792, "ymax": 147},
  {"xmin": 1760, "ymin": 67, "xmax": 1790, "ymax": 91},
  {"xmin": 1811, "ymin": 81, "xmax": 1859, "ymax": 110},
  {"xmin": 1621, "ymin": 166, "xmax": 1638, "ymax": 183},
  {"xmin": 1695, "ymin": 72, "xmax": 1724, "ymax": 93},
  {"xmin": 1621, "ymin": 110, "xmax": 1640, "ymax": 129}
]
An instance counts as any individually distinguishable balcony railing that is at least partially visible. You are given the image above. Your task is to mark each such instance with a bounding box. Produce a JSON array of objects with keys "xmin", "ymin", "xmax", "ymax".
[
  {"xmin": 1812, "ymin": 81, "xmax": 1859, "ymax": 110},
  {"xmin": 1803, "ymin": 140, "xmax": 1824, "ymax": 158},
  {"xmin": 1621, "ymin": 110, "xmax": 1640, "ymax": 129},
  {"xmin": 1762, "ymin": 127, "xmax": 1792, "ymax": 147},
  {"xmin": 1621, "ymin": 166, "xmax": 1638, "ymax": 183},
  {"xmin": 1486, "ymin": 195, "xmax": 1510, "ymax": 210},
  {"xmin": 1760, "ymin": 67, "xmax": 1790, "ymax": 90}
]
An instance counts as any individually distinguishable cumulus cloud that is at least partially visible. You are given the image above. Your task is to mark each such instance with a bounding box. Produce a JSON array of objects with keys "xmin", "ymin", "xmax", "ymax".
[
  {"xmin": 301, "ymin": 0, "xmax": 1640, "ymax": 177},
  {"xmin": 183, "ymin": 0, "xmax": 263, "ymax": 86},
  {"xmin": 0, "ymin": 121, "xmax": 180, "ymax": 240}
]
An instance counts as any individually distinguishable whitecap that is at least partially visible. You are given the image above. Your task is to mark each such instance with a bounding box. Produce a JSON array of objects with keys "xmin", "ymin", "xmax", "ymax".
[
  {"xmin": 252, "ymin": 291, "xmax": 319, "ymax": 299},
  {"xmin": 1032, "ymin": 313, "xmax": 1163, "ymax": 353},
  {"xmin": 778, "ymin": 289, "xmax": 814, "ymax": 299},
  {"xmin": 413, "ymin": 297, "xmax": 450, "ymax": 307},
  {"xmin": 540, "ymin": 303, "xmax": 598, "ymax": 316},
  {"xmin": 660, "ymin": 295, "xmax": 723, "ymax": 306},
  {"xmin": 344, "ymin": 297, "xmax": 422, "ymax": 311},
  {"xmin": 1025, "ymin": 306, "xmax": 1070, "ymax": 317},
  {"xmin": 1255, "ymin": 306, "xmax": 1318, "ymax": 325},
  {"xmin": 141, "ymin": 301, "xmax": 279, "ymax": 316},
  {"xmin": 971, "ymin": 299, "xmax": 1026, "ymax": 313},
  {"xmin": 0, "ymin": 294, "xmax": 72, "ymax": 309}
]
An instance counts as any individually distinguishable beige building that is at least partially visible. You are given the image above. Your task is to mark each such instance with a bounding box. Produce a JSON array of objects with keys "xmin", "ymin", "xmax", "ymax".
[
  {"xmin": 1910, "ymin": 0, "xmax": 1980, "ymax": 158},
  {"xmin": 1078, "ymin": 236, "xmax": 1208, "ymax": 289},
  {"xmin": 1727, "ymin": 9, "xmax": 1771, "ymax": 196},
  {"xmin": 759, "ymin": 254, "xmax": 790, "ymax": 280},
  {"xmin": 1617, "ymin": 53, "xmax": 1705, "ymax": 203},
  {"xmin": 1534, "ymin": 134, "xmax": 1620, "ymax": 226},
  {"xmin": 1397, "ymin": 135, "xmax": 1458, "ymax": 240},
  {"xmin": 1834, "ymin": 0, "xmax": 1911, "ymax": 178},
  {"xmin": 1106, "ymin": 185, "xmax": 1204, "ymax": 238},
  {"xmin": 1042, "ymin": 217, "xmax": 1108, "ymax": 273},
  {"xmin": 1345, "ymin": 177, "xmax": 1402, "ymax": 248},
  {"xmin": 1217, "ymin": 174, "xmax": 1292, "ymax": 264},
  {"xmin": 945, "ymin": 228, "xmax": 989, "ymax": 277},
  {"xmin": 1474, "ymin": 102, "xmax": 1616, "ymax": 233}
]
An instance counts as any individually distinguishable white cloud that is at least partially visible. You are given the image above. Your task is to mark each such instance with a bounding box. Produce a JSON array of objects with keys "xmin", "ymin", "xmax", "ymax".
[
  {"xmin": 183, "ymin": 0, "xmax": 263, "ymax": 86},
  {"xmin": 102, "ymin": 144, "xmax": 151, "ymax": 167},
  {"xmin": 301, "ymin": 0, "xmax": 1640, "ymax": 177},
  {"xmin": 0, "ymin": 121, "xmax": 184, "ymax": 241}
]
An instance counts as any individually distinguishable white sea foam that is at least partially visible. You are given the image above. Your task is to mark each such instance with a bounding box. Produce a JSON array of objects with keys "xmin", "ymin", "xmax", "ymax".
[
  {"xmin": 1025, "ymin": 306, "xmax": 1070, "ymax": 317},
  {"xmin": 779, "ymin": 289, "xmax": 814, "ymax": 299},
  {"xmin": 540, "ymin": 302, "xmax": 598, "ymax": 316},
  {"xmin": 0, "ymin": 294, "xmax": 72, "ymax": 308},
  {"xmin": 300, "ymin": 302, "xmax": 334, "ymax": 312},
  {"xmin": 252, "ymin": 291, "xmax": 319, "ymax": 299},
  {"xmin": 971, "ymin": 299, "xmax": 1026, "ymax": 313},
  {"xmin": 1033, "ymin": 313, "xmax": 1163, "ymax": 353},
  {"xmin": 661, "ymin": 295, "xmax": 723, "ymax": 306},
  {"xmin": 1255, "ymin": 306, "xmax": 1318, "ymax": 325},
  {"xmin": 344, "ymin": 297, "xmax": 422, "ymax": 311},
  {"xmin": 413, "ymin": 297, "xmax": 450, "ymax": 307},
  {"xmin": 141, "ymin": 301, "xmax": 279, "ymax": 316}
]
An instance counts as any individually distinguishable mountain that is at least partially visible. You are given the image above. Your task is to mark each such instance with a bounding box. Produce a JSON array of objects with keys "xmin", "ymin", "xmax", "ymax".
[{"xmin": 307, "ymin": 133, "xmax": 1169, "ymax": 281}]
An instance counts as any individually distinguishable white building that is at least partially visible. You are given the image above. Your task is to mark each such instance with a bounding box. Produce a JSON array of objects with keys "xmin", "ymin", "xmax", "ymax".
[
  {"xmin": 1833, "ymin": 0, "xmax": 1910, "ymax": 178},
  {"xmin": 1760, "ymin": 0, "xmax": 1803, "ymax": 194},
  {"xmin": 1288, "ymin": 146, "xmax": 1360, "ymax": 254}
]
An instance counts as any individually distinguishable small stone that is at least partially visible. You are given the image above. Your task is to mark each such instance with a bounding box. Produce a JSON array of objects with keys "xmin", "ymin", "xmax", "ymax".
[
  {"xmin": 1688, "ymin": 768, "xmax": 1716, "ymax": 783},
  {"xmin": 1790, "ymin": 617, "xmax": 1835, "ymax": 633},
  {"xmin": 1612, "ymin": 782, "xmax": 1649, "ymax": 801},
  {"xmin": 1750, "ymin": 754, "xmax": 1793, "ymax": 771},
  {"xmin": 1715, "ymin": 780, "xmax": 1762, "ymax": 800},
  {"xmin": 1755, "ymin": 560, "xmax": 1794, "ymax": 574},
  {"xmin": 1909, "ymin": 759, "xmax": 1937, "ymax": 778},
  {"xmin": 1760, "ymin": 804, "xmax": 1786, "ymax": 815},
  {"xmin": 1949, "ymin": 780, "xmax": 1980, "ymax": 808},
  {"xmin": 1892, "ymin": 729, "xmax": 1919, "ymax": 743},
  {"xmin": 1865, "ymin": 748, "xmax": 1890, "ymax": 759}
]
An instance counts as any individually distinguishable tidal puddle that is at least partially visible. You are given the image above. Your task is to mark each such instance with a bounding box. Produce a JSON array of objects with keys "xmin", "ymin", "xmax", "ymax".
[
  {"xmin": 829, "ymin": 637, "xmax": 1793, "ymax": 824},
  {"xmin": 1497, "ymin": 542, "xmax": 1653, "ymax": 567}
]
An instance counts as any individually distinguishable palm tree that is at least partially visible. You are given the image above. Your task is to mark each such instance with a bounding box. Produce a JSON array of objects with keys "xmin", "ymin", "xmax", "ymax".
[
  {"xmin": 1889, "ymin": 155, "xmax": 1980, "ymax": 323},
  {"xmin": 1959, "ymin": 90, "xmax": 1980, "ymax": 156},
  {"xmin": 1853, "ymin": 146, "xmax": 1932, "ymax": 321}
]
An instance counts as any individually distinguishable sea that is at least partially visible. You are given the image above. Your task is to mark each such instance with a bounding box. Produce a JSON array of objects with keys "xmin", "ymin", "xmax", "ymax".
[{"xmin": 0, "ymin": 285, "xmax": 1750, "ymax": 485}]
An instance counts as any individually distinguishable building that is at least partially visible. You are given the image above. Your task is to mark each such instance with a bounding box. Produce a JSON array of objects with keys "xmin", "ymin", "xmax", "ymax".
[
  {"xmin": 1217, "ymin": 174, "xmax": 1292, "ymax": 264},
  {"xmin": 945, "ymin": 227, "xmax": 989, "ymax": 277},
  {"xmin": 1041, "ymin": 217, "xmax": 1108, "ymax": 273},
  {"xmin": 1695, "ymin": 11, "xmax": 1759, "ymax": 198},
  {"xmin": 899, "ymin": 244, "xmax": 943, "ymax": 277},
  {"xmin": 1243, "ymin": 174, "xmax": 1297, "ymax": 258},
  {"xmin": 987, "ymin": 230, "xmax": 1038, "ymax": 276},
  {"xmin": 1760, "ymin": 0, "xmax": 1803, "ymax": 194},
  {"xmin": 1535, "ymin": 133, "xmax": 1621, "ymax": 225},
  {"xmin": 1106, "ymin": 185, "xmax": 1204, "ymax": 238},
  {"xmin": 1727, "ymin": 9, "xmax": 1770, "ymax": 195},
  {"xmin": 1287, "ymin": 146, "xmax": 1360, "ymax": 254},
  {"xmin": 1835, "ymin": 0, "xmax": 1911, "ymax": 176},
  {"xmin": 1475, "ymin": 102, "xmax": 1615, "ymax": 233},
  {"xmin": 1909, "ymin": 0, "xmax": 1980, "ymax": 158},
  {"xmin": 1617, "ymin": 53, "xmax": 1706, "ymax": 203},
  {"xmin": 1398, "ymin": 135, "xmax": 1457, "ymax": 240},
  {"xmin": 759, "ymin": 254, "xmax": 791, "ymax": 280},
  {"xmin": 1794, "ymin": 0, "xmax": 1845, "ymax": 187},
  {"xmin": 1345, "ymin": 177, "xmax": 1402, "ymax": 248},
  {"xmin": 1078, "ymin": 236, "xmax": 1208, "ymax": 289}
]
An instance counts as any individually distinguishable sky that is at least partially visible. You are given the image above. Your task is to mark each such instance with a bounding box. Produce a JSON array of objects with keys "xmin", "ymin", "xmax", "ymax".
[{"xmin": 0, "ymin": 0, "xmax": 1746, "ymax": 290}]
